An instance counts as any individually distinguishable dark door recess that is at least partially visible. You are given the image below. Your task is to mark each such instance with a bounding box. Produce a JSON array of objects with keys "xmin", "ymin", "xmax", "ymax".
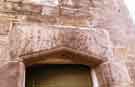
[{"xmin": 26, "ymin": 64, "xmax": 92, "ymax": 87}]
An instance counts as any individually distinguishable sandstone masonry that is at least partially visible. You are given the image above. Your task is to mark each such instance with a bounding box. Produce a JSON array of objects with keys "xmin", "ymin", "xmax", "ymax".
[{"xmin": 0, "ymin": 0, "xmax": 134, "ymax": 87}]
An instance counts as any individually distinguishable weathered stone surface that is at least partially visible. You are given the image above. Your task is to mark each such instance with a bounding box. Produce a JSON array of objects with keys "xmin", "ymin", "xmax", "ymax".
[
  {"xmin": 0, "ymin": 61, "xmax": 22, "ymax": 87},
  {"xmin": 9, "ymin": 22, "xmax": 112, "ymax": 60},
  {"xmin": 23, "ymin": 0, "xmax": 59, "ymax": 6},
  {"xmin": 0, "ymin": 21, "xmax": 11, "ymax": 35},
  {"xmin": 0, "ymin": 2, "xmax": 42, "ymax": 14},
  {"xmin": 0, "ymin": 0, "xmax": 134, "ymax": 87},
  {"xmin": 113, "ymin": 48, "xmax": 128, "ymax": 60},
  {"xmin": 0, "ymin": 35, "xmax": 10, "ymax": 60},
  {"xmin": 95, "ymin": 61, "xmax": 131, "ymax": 86},
  {"xmin": 23, "ymin": 15, "xmax": 90, "ymax": 27},
  {"xmin": 7, "ymin": 0, "xmax": 21, "ymax": 2}
]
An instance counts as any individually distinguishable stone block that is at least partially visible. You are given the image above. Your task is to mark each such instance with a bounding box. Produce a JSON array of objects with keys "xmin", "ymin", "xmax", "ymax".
[
  {"xmin": 24, "ymin": 15, "xmax": 90, "ymax": 27},
  {"xmin": 20, "ymin": 4, "xmax": 42, "ymax": 14},
  {"xmin": 0, "ymin": 21, "xmax": 10, "ymax": 35},
  {"xmin": 41, "ymin": 5, "xmax": 59, "ymax": 16},
  {"xmin": 58, "ymin": 16, "xmax": 89, "ymax": 27},
  {"xmin": 0, "ymin": 35, "xmax": 10, "ymax": 61},
  {"xmin": 0, "ymin": 61, "xmax": 24, "ymax": 87},
  {"xmin": 0, "ymin": 45, "xmax": 10, "ymax": 61},
  {"xmin": 113, "ymin": 48, "xmax": 128, "ymax": 59},
  {"xmin": 61, "ymin": 0, "xmax": 91, "ymax": 9},
  {"xmin": 95, "ymin": 61, "xmax": 130, "ymax": 86}
]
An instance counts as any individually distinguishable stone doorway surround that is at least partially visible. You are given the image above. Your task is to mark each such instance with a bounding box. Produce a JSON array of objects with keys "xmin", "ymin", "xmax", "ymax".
[
  {"xmin": 21, "ymin": 47, "xmax": 103, "ymax": 87},
  {"xmin": 0, "ymin": 22, "xmax": 131, "ymax": 87},
  {"xmin": 18, "ymin": 46, "xmax": 130, "ymax": 87}
]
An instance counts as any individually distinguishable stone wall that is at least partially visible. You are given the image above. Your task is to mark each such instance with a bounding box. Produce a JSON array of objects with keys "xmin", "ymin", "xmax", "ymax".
[{"xmin": 0, "ymin": 0, "xmax": 134, "ymax": 87}]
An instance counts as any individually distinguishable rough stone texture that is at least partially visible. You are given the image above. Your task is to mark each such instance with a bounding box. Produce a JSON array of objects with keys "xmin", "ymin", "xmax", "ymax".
[
  {"xmin": 0, "ymin": 61, "xmax": 23, "ymax": 87},
  {"xmin": 9, "ymin": 23, "xmax": 112, "ymax": 60},
  {"xmin": 0, "ymin": 21, "xmax": 10, "ymax": 60},
  {"xmin": 0, "ymin": 0, "xmax": 134, "ymax": 87},
  {"xmin": 95, "ymin": 61, "xmax": 131, "ymax": 86}
]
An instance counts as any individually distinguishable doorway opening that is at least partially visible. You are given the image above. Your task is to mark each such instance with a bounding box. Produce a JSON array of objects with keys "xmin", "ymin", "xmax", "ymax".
[{"xmin": 26, "ymin": 64, "xmax": 92, "ymax": 87}]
